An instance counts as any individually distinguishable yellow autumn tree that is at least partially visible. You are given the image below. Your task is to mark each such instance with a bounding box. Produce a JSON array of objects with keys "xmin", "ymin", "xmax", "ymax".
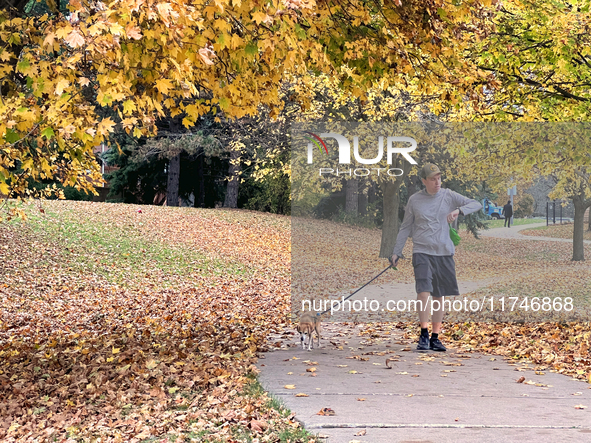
[{"xmin": 1, "ymin": 0, "xmax": 495, "ymax": 219}]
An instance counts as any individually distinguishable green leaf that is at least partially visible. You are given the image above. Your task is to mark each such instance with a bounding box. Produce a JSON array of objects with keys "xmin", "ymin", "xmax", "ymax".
[
  {"xmin": 5, "ymin": 129, "xmax": 19, "ymax": 144},
  {"xmin": 217, "ymin": 33, "xmax": 227, "ymax": 49},
  {"xmin": 245, "ymin": 41, "xmax": 258, "ymax": 56},
  {"xmin": 295, "ymin": 24, "xmax": 306, "ymax": 40},
  {"xmin": 41, "ymin": 127, "xmax": 55, "ymax": 139},
  {"xmin": 16, "ymin": 57, "xmax": 30, "ymax": 72}
]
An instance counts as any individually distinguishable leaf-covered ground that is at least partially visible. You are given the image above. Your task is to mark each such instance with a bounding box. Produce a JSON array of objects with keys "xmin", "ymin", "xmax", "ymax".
[
  {"xmin": 1, "ymin": 201, "xmax": 591, "ymax": 442},
  {"xmin": 520, "ymin": 222, "xmax": 591, "ymax": 241},
  {"xmin": 1, "ymin": 201, "xmax": 304, "ymax": 442}
]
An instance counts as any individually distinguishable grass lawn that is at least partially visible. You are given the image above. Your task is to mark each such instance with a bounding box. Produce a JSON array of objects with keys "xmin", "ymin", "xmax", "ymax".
[{"xmin": 482, "ymin": 217, "xmax": 546, "ymax": 229}]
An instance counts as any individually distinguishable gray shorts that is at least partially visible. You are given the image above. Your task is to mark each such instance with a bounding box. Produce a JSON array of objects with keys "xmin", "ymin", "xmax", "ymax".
[{"xmin": 412, "ymin": 253, "xmax": 460, "ymax": 297}]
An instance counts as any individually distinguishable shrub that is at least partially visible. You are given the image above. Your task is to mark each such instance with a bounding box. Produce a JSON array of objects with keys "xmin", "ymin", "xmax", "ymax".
[{"xmin": 515, "ymin": 194, "xmax": 535, "ymax": 218}]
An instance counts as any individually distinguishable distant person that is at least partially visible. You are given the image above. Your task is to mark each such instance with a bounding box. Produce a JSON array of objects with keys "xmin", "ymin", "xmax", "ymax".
[
  {"xmin": 390, "ymin": 164, "xmax": 482, "ymax": 352},
  {"xmin": 502, "ymin": 200, "xmax": 513, "ymax": 227}
]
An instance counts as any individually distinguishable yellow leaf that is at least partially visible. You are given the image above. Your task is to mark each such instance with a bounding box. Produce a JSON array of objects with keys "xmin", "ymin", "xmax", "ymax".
[
  {"xmin": 284, "ymin": 384, "xmax": 296, "ymax": 389},
  {"xmin": 112, "ymin": 347, "xmax": 120, "ymax": 354},
  {"xmin": 98, "ymin": 117, "xmax": 116, "ymax": 136},
  {"xmin": 109, "ymin": 23, "xmax": 125, "ymax": 35},
  {"xmin": 55, "ymin": 26, "xmax": 72, "ymax": 39},
  {"xmin": 0, "ymin": 182, "xmax": 9, "ymax": 195},
  {"xmin": 54, "ymin": 79, "xmax": 69, "ymax": 96},
  {"xmin": 252, "ymin": 11, "xmax": 267, "ymax": 24},
  {"xmin": 43, "ymin": 32, "xmax": 56, "ymax": 47},
  {"xmin": 65, "ymin": 29, "xmax": 85, "ymax": 48},
  {"xmin": 123, "ymin": 100, "xmax": 136, "ymax": 115},
  {"xmin": 155, "ymin": 78, "xmax": 173, "ymax": 94}
]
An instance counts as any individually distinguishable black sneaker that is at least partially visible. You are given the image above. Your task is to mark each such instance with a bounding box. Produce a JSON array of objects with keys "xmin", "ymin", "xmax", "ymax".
[
  {"xmin": 416, "ymin": 334, "xmax": 430, "ymax": 351},
  {"xmin": 430, "ymin": 338, "xmax": 447, "ymax": 352}
]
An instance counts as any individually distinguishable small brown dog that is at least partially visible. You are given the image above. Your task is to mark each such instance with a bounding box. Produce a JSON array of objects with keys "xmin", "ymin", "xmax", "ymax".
[{"xmin": 297, "ymin": 312, "xmax": 321, "ymax": 351}]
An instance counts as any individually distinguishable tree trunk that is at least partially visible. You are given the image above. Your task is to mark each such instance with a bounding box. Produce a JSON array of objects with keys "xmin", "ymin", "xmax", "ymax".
[
  {"xmin": 345, "ymin": 178, "xmax": 358, "ymax": 216},
  {"xmin": 379, "ymin": 159, "xmax": 412, "ymax": 258},
  {"xmin": 224, "ymin": 148, "xmax": 240, "ymax": 208},
  {"xmin": 358, "ymin": 182, "xmax": 368, "ymax": 217},
  {"xmin": 572, "ymin": 191, "xmax": 591, "ymax": 261},
  {"xmin": 166, "ymin": 153, "xmax": 181, "ymax": 207},
  {"xmin": 380, "ymin": 180, "xmax": 401, "ymax": 258},
  {"xmin": 368, "ymin": 181, "xmax": 377, "ymax": 205},
  {"xmin": 407, "ymin": 173, "xmax": 420, "ymax": 199},
  {"xmin": 194, "ymin": 149, "xmax": 205, "ymax": 208}
]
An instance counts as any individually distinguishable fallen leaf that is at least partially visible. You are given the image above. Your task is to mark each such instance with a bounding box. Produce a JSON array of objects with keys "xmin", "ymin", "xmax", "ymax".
[
  {"xmin": 284, "ymin": 384, "xmax": 296, "ymax": 389},
  {"xmin": 317, "ymin": 408, "xmax": 336, "ymax": 416},
  {"xmin": 574, "ymin": 404, "xmax": 588, "ymax": 409},
  {"xmin": 517, "ymin": 376, "xmax": 526, "ymax": 383},
  {"xmin": 354, "ymin": 429, "xmax": 367, "ymax": 436},
  {"xmin": 250, "ymin": 419, "xmax": 268, "ymax": 431},
  {"xmin": 295, "ymin": 393, "xmax": 309, "ymax": 397}
]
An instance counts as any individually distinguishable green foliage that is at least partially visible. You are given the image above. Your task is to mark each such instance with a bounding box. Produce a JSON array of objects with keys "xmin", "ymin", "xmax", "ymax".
[
  {"xmin": 238, "ymin": 170, "xmax": 290, "ymax": 215},
  {"xmin": 515, "ymin": 194, "xmax": 535, "ymax": 218},
  {"xmin": 104, "ymin": 147, "xmax": 168, "ymax": 205},
  {"xmin": 28, "ymin": 180, "xmax": 93, "ymax": 201}
]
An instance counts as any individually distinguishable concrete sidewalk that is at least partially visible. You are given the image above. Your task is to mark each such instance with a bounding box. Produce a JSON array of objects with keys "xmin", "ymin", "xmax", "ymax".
[
  {"xmin": 258, "ymin": 324, "xmax": 591, "ymax": 443},
  {"xmin": 479, "ymin": 222, "xmax": 591, "ymax": 244}
]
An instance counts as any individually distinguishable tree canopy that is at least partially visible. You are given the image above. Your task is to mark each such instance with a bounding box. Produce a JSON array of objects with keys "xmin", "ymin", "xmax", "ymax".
[{"xmin": 0, "ymin": 0, "xmax": 495, "ymax": 218}]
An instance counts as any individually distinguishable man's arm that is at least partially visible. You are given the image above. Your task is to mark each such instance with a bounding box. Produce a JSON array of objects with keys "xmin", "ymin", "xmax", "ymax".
[{"xmin": 450, "ymin": 190, "xmax": 483, "ymax": 216}]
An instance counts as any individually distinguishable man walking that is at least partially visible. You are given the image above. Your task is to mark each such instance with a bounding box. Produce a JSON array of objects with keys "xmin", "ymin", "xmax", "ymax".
[
  {"xmin": 390, "ymin": 164, "xmax": 482, "ymax": 352},
  {"xmin": 503, "ymin": 200, "xmax": 513, "ymax": 227}
]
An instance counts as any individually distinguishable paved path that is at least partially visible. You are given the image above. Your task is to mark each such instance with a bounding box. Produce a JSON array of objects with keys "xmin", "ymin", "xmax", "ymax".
[
  {"xmin": 480, "ymin": 221, "xmax": 591, "ymax": 244},
  {"xmin": 258, "ymin": 222, "xmax": 591, "ymax": 442},
  {"xmin": 259, "ymin": 324, "xmax": 591, "ymax": 443}
]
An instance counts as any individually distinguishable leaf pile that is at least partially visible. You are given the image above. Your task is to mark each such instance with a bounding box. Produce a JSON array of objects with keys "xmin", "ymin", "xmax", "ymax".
[
  {"xmin": 0, "ymin": 202, "xmax": 309, "ymax": 442},
  {"xmin": 444, "ymin": 322, "xmax": 591, "ymax": 382}
]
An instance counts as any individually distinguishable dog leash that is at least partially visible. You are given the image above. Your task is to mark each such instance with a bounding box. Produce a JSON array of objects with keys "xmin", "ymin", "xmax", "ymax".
[{"xmin": 318, "ymin": 263, "xmax": 396, "ymax": 316}]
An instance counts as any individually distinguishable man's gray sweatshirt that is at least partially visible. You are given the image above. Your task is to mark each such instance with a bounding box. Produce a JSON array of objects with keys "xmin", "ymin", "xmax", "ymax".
[{"xmin": 392, "ymin": 188, "xmax": 483, "ymax": 257}]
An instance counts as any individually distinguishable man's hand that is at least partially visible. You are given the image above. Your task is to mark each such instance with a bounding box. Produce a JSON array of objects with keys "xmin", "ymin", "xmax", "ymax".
[
  {"xmin": 447, "ymin": 209, "xmax": 460, "ymax": 223},
  {"xmin": 389, "ymin": 255, "xmax": 399, "ymax": 266}
]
